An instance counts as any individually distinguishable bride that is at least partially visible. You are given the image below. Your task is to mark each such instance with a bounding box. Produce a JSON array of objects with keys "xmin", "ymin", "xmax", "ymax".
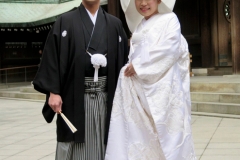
[{"xmin": 105, "ymin": 0, "xmax": 196, "ymax": 159}]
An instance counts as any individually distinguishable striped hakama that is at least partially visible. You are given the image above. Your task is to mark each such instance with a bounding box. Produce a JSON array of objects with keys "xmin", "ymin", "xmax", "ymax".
[{"xmin": 56, "ymin": 76, "xmax": 107, "ymax": 160}]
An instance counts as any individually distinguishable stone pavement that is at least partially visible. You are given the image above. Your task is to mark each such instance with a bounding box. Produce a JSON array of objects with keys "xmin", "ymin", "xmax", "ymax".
[
  {"xmin": 0, "ymin": 98, "xmax": 55, "ymax": 160},
  {"xmin": 1, "ymin": 98, "xmax": 240, "ymax": 160}
]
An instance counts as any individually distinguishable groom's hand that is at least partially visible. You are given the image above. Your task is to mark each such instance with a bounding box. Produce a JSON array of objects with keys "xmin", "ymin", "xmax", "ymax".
[{"xmin": 48, "ymin": 92, "xmax": 62, "ymax": 114}]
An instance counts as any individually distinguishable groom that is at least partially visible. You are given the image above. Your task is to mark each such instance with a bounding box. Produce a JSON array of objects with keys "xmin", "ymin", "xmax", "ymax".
[{"xmin": 33, "ymin": 0, "xmax": 128, "ymax": 159}]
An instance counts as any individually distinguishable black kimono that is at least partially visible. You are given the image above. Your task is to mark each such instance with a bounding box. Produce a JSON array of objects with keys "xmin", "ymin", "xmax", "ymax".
[{"xmin": 33, "ymin": 4, "xmax": 128, "ymax": 144}]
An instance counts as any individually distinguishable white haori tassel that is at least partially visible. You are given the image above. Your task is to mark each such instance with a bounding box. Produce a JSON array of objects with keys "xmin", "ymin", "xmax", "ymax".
[
  {"xmin": 87, "ymin": 51, "xmax": 107, "ymax": 82},
  {"xmin": 93, "ymin": 65, "xmax": 100, "ymax": 82}
]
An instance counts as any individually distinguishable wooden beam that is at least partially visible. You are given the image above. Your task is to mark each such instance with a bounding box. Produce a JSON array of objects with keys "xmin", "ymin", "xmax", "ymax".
[{"xmin": 231, "ymin": 0, "xmax": 240, "ymax": 74}]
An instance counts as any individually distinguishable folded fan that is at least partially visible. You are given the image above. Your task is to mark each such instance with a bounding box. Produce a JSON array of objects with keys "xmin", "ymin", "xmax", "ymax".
[{"xmin": 59, "ymin": 112, "xmax": 77, "ymax": 133}]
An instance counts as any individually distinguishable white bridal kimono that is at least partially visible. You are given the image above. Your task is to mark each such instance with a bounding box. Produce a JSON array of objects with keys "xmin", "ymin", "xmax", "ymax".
[{"xmin": 105, "ymin": 13, "xmax": 196, "ymax": 160}]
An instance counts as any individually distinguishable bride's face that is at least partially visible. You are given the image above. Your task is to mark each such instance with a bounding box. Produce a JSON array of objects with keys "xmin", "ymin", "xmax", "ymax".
[{"xmin": 135, "ymin": 0, "xmax": 161, "ymax": 20}]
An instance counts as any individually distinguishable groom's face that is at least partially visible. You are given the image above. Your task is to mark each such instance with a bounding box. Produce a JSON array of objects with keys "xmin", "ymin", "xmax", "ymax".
[{"xmin": 83, "ymin": 0, "xmax": 100, "ymax": 5}]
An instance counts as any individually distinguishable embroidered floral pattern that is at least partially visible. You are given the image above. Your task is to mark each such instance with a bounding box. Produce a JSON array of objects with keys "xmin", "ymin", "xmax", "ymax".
[{"xmin": 128, "ymin": 141, "xmax": 165, "ymax": 160}]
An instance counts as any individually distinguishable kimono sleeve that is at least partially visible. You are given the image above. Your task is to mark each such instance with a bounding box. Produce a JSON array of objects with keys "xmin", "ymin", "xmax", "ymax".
[
  {"xmin": 132, "ymin": 15, "xmax": 182, "ymax": 84},
  {"xmin": 33, "ymin": 18, "xmax": 62, "ymax": 95}
]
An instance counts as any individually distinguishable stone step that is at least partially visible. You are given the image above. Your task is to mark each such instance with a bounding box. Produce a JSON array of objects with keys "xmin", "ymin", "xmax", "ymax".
[
  {"xmin": 191, "ymin": 67, "xmax": 232, "ymax": 76},
  {"xmin": 191, "ymin": 111, "xmax": 240, "ymax": 119},
  {"xmin": 19, "ymin": 86, "xmax": 38, "ymax": 93},
  {"xmin": 192, "ymin": 101, "xmax": 240, "ymax": 115},
  {"xmin": 0, "ymin": 82, "xmax": 31, "ymax": 89},
  {"xmin": 192, "ymin": 68, "xmax": 208, "ymax": 76},
  {"xmin": 208, "ymin": 67, "xmax": 232, "ymax": 76},
  {"xmin": 191, "ymin": 92, "xmax": 240, "ymax": 104},
  {"xmin": 0, "ymin": 90, "xmax": 45, "ymax": 100},
  {"xmin": 190, "ymin": 82, "xmax": 240, "ymax": 93}
]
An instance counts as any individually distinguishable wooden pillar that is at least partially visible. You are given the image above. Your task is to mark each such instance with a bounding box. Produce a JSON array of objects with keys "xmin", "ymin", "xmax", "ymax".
[
  {"xmin": 107, "ymin": 0, "xmax": 131, "ymax": 37},
  {"xmin": 108, "ymin": 0, "xmax": 120, "ymax": 17},
  {"xmin": 0, "ymin": 31, "xmax": 4, "ymax": 69},
  {"xmin": 218, "ymin": 0, "xmax": 231, "ymax": 66},
  {"xmin": 231, "ymin": 0, "xmax": 240, "ymax": 74},
  {"xmin": 0, "ymin": 30, "xmax": 5, "ymax": 83},
  {"xmin": 200, "ymin": 0, "xmax": 213, "ymax": 68},
  {"xmin": 210, "ymin": 0, "xmax": 219, "ymax": 67}
]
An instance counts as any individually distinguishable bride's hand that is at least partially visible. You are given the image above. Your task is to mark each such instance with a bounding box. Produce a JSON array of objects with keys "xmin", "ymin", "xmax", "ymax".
[{"xmin": 124, "ymin": 63, "xmax": 136, "ymax": 77}]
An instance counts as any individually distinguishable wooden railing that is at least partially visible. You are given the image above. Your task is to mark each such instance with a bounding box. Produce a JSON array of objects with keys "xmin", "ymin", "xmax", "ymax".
[{"xmin": 0, "ymin": 65, "xmax": 38, "ymax": 85}]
